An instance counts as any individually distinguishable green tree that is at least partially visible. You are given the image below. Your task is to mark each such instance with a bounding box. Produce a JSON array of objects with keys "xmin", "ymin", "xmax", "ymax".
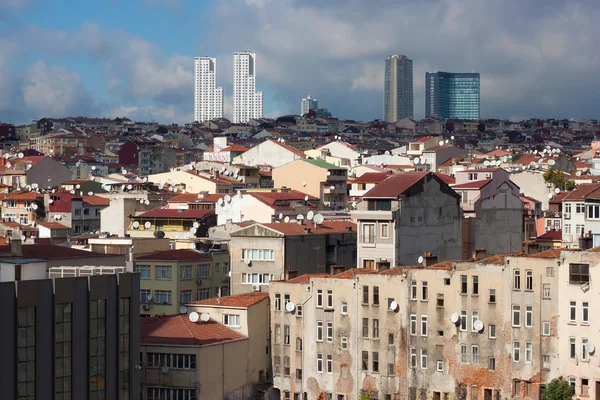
[
  {"xmin": 544, "ymin": 167, "xmax": 573, "ymax": 191},
  {"xmin": 565, "ymin": 180, "xmax": 576, "ymax": 191},
  {"xmin": 541, "ymin": 377, "xmax": 575, "ymax": 400}
]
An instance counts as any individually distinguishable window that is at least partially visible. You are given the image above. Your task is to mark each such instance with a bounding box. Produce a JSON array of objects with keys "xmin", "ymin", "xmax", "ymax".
[
  {"xmin": 284, "ymin": 294, "xmax": 290, "ymax": 310},
  {"xmin": 146, "ymin": 387, "xmax": 196, "ymax": 399},
  {"xmin": 274, "ymin": 324, "xmax": 281, "ymax": 344},
  {"xmin": 542, "ymin": 321, "xmax": 550, "ymax": 336},
  {"xmin": 576, "ymin": 203, "xmax": 585, "ymax": 214},
  {"xmin": 341, "ymin": 301, "xmax": 348, "ymax": 314},
  {"xmin": 569, "ymin": 263, "xmax": 590, "ymax": 284},
  {"xmin": 420, "ymin": 315, "xmax": 428, "ymax": 336},
  {"xmin": 512, "ymin": 305, "xmax": 521, "ymax": 327},
  {"xmin": 410, "ymin": 314, "xmax": 417, "ymax": 335},
  {"xmin": 472, "ymin": 276, "xmax": 479, "ymax": 295},
  {"xmin": 284, "ymin": 325, "xmax": 290, "ymax": 345},
  {"xmin": 525, "ymin": 341, "xmax": 532, "ymax": 363},
  {"xmin": 140, "ymin": 289, "xmax": 152, "ymax": 303},
  {"xmin": 471, "ymin": 311, "xmax": 479, "ymax": 332},
  {"xmin": 136, "ymin": 265, "xmax": 151, "ymax": 279},
  {"xmin": 513, "ymin": 269, "xmax": 521, "ymax": 289},
  {"xmin": 197, "ymin": 264, "xmax": 210, "ymax": 278},
  {"xmin": 525, "ymin": 270, "xmax": 533, "ymax": 290},
  {"xmin": 90, "ymin": 300, "xmax": 106, "ymax": 399},
  {"xmin": 340, "ymin": 336, "xmax": 348, "ymax": 350},
  {"xmin": 146, "ymin": 353, "xmax": 197, "ymax": 369},
  {"xmin": 420, "ymin": 349, "xmax": 427, "ymax": 369},
  {"xmin": 488, "ymin": 324, "xmax": 496, "ymax": 339},
  {"xmin": 513, "ymin": 341, "xmax": 520, "ymax": 362},
  {"xmin": 197, "ymin": 288, "xmax": 210, "ymax": 300},
  {"xmin": 525, "ymin": 306, "xmax": 533, "ymax": 327},
  {"xmin": 296, "ymin": 368, "xmax": 302, "ymax": 381},
  {"xmin": 472, "ymin": 345, "xmax": 479, "ymax": 364},
  {"xmin": 410, "ymin": 348, "xmax": 417, "ymax": 368},
  {"xmin": 488, "ymin": 357, "xmax": 496, "ymax": 371},
  {"xmin": 460, "ymin": 275, "xmax": 467, "ymax": 294},
  {"xmin": 436, "ymin": 360, "xmax": 444, "ymax": 372},
  {"xmin": 155, "ymin": 265, "xmax": 172, "ymax": 280},
  {"xmin": 569, "ymin": 301, "xmax": 576, "ymax": 323},
  {"xmin": 582, "ymin": 378, "xmax": 590, "ymax": 396},
  {"xmin": 296, "ymin": 338, "xmax": 302, "ymax": 352},
  {"xmin": 55, "ymin": 304, "xmax": 72, "ymax": 399},
  {"xmin": 326, "ymin": 354, "xmax": 333, "ymax": 373},
  {"xmin": 542, "ymin": 355, "xmax": 550, "ymax": 369},
  {"xmin": 410, "ymin": 280, "xmax": 417, "ymax": 300},
  {"xmin": 381, "ymin": 224, "xmax": 389, "ymax": 238},
  {"xmin": 373, "ymin": 319, "xmax": 379, "ymax": 339},
  {"xmin": 317, "ymin": 290, "xmax": 323, "ymax": 307},
  {"xmin": 570, "ymin": 337, "xmax": 576, "ymax": 359},
  {"xmin": 155, "ymin": 290, "xmax": 171, "ymax": 304},
  {"xmin": 327, "ymin": 290, "xmax": 333, "ymax": 308},
  {"xmin": 582, "ymin": 302, "xmax": 589, "ymax": 324},
  {"xmin": 546, "ymin": 267, "xmax": 554, "ymax": 277},
  {"xmin": 582, "ymin": 338, "xmax": 589, "ymax": 361},
  {"xmin": 296, "ymin": 305, "xmax": 303, "ymax": 317},
  {"xmin": 460, "ymin": 344, "xmax": 467, "ymax": 363},
  {"xmin": 371, "ymin": 351, "xmax": 379, "ymax": 372},
  {"xmin": 362, "ymin": 351, "xmax": 369, "ymax": 370},
  {"xmin": 327, "ymin": 322, "xmax": 333, "ymax": 342},
  {"xmin": 460, "ymin": 310, "xmax": 467, "ymax": 331},
  {"xmin": 317, "ymin": 353, "xmax": 323, "ymax": 373},
  {"xmin": 543, "ymin": 284, "xmax": 551, "ymax": 298},
  {"xmin": 565, "ymin": 224, "xmax": 571, "ymax": 234},
  {"xmin": 241, "ymin": 248, "xmax": 275, "ymax": 261},
  {"xmin": 180, "ymin": 265, "xmax": 192, "ymax": 280},
  {"xmin": 568, "ymin": 377, "xmax": 576, "ymax": 387},
  {"xmin": 472, "ymin": 386, "xmax": 478, "ymax": 400},
  {"xmin": 362, "ymin": 318, "xmax": 369, "ymax": 337},
  {"xmin": 437, "ymin": 293, "xmax": 444, "ymax": 308},
  {"xmin": 317, "ymin": 321, "xmax": 323, "ymax": 342},
  {"xmin": 421, "ymin": 281, "xmax": 428, "ymax": 301},
  {"xmin": 179, "ymin": 290, "xmax": 192, "ymax": 304},
  {"xmin": 284, "ymin": 356, "xmax": 290, "ymax": 376},
  {"xmin": 363, "ymin": 286, "xmax": 369, "ymax": 304},
  {"xmin": 275, "ymin": 294, "xmax": 281, "ymax": 311},
  {"xmin": 241, "ymin": 273, "xmax": 274, "ymax": 284},
  {"xmin": 362, "ymin": 223, "xmax": 375, "ymax": 243},
  {"xmin": 488, "ymin": 289, "xmax": 496, "ymax": 303},
  {"xmin": 373, "ymin": 286, "xmax": 379, "ymax": 305}
]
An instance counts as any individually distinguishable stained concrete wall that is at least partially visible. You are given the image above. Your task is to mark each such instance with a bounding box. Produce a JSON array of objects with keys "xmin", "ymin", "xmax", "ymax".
[{"xmin": 471, "ymin": 208, "xmax": 523, "ymax": 256}]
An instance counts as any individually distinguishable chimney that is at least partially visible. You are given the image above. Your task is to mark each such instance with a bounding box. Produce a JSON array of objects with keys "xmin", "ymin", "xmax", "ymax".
[
  {"xmin": 11, "ymin": 238, "xmax": 22, "ymax": 256},
  {"xmin": 473, "ymin": 248, "xmax": 487, "ymax": 261},
  {"xmin": 304, "ymin": 227, "xmax": 311, "ymax": 234},
  {"xmin": 423, "ymin": 252, "xmax": 438, "ymax": 266}
]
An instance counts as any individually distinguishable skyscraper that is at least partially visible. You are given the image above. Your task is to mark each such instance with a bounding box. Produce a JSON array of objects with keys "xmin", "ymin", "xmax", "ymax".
[
  {"xmin": 426, "ymin": 71, "xmax": 480, "ymax": 120},
  {"xmin": 193, "ymin": 57, "xmax": 223, "ymax": 123},
  {"xmin": 301, "ymin": 95, "xmax": 318, "ymax": 116},
  {"xmin": 383, "ymin": 54, "xmax": 413, "ymax": 123},
  {"xmin": 233, "ymin": 51, "xmax": 263, "ymax": 124}
]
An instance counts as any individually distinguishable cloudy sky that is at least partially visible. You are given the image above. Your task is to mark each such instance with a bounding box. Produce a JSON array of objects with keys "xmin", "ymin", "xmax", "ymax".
[{"xmin": 1, "ymin": 0, "xmax": 599, "ymax": 124}]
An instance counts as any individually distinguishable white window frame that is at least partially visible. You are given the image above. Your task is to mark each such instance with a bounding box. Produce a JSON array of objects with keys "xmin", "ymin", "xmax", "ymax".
[
  {"xmin": 317, "ymin": 321, "xmax": 323, "ymax": 342},
  {"xmin": 341, "ymin": 301, "xmax": 348, "ymax": 315},
  {"xmin": 512, "ymin": 305, "xmax": 521, "ymax": 327},
  {"xmin": 472, "ymin": 345, "xmax": 479, "ymax": 364},
  {"xmin": 460, "ymin": 310, "xmax": 467, "ymax": 331},
  {"xmin": 525, "ymin": 306, "xmax": 533, "ymax": 328},
  {"xmin": 410, "ymin": 314, "xmax": 417, "ymax": 336},
  {"xmin": 223, "ymin": 314, "xmax": 241, "ymax": 327},
  {"xmin": 326, "ymin": 322, "xmax": 333, "ymax": 342},
  {"xmin": 471, "ymin": 311, "xmax": 479, "ymax": 332},
  {"xmin": 525, "ymin": 341, "xmax": 532, "ymax": 363},
  {"xmin": 513, "ymin": 341, "xmax": 520, "ymax": 362},
  {"xmin": 488, "ymin": 324, "xmax": 496, "ymax": 339},
  {"xmin": 420, "ymin": 349, "xmax": 427, "ymax": 369},
  {"xmin": 569, "ymin": 301, "xmax": 576, "ymax": 323},
  {"xmin": 421, "ymin": 315, "xmax": 428, "ymax": 337},
  {"xmin": 241, "ymin": 249, "xmax": 275, "ymax": 261},
  {"xmin": 542, "ymin": 321, "xmax": 550, "ymax": 336},
  {"xmin": 436, "ymin": 360, "xmax": 444, "ymax": 372},
  {"xmin": 340, "ymin": 336, "xmax": 348, "ymax": 350},
  {"xmin": 155, "ymin": 265, "xmax": 172, "ymax": 280},
  {"xmin": 582, "ymin": 301, "xmax": 589, "ymax": 324}
]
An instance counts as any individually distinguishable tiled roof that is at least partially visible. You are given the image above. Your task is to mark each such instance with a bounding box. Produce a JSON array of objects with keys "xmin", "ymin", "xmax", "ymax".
[
  {"xmin": 362, "ymin": 172, "xmax": 428, "ymax": 198},
  {"xmin": 270, "ymin": 140, "xmax": 306, "ymax": 158},
  {"xmin": 136, "ymin": 249, "xmax": 211, "ymax": 261},
  {"xmin": 83, "ymin": 196, "xmax": 110, "ymax": 206},
  {"xmin": 486, "ymin": 149, "xmax": 511, "ymax": 157},
  {"xmin": 140, "ymin": 315, "xmax": 246, "ymax": 346},
  {"xmin": 549, "ymin": 192, "xmax": 569, "ymax": 203},
  {"xmin": 529, "ymin": 249, "xmax": 563, "ymax": 258},
  {"xmin": 188, "ymin": 291, "xmax": 269, "ymax": 308},
  {"xmin": 49, "ymin": 201, "xmax": 71, "ymax": 213},
  {"xmin": 412, "ymin": 136, "xmax": 435, "ymax": 143},
  {"xmin": 476, "ymin": 254, "xmax": 507, "ymax": 264},
  {"xmin": 167, "ymin": 193, "xmax": 225, "ymax": 204},
  {"xmin": 136, "ymin": 208, "xmax": 214, "ymax": 219},
  {"xmin": 221, "ymin": 145, "xmax": 249, "ymax": 152},
  {"xmin": 333, "ymin": 268, "xmax": 379, "ymax": 279},
  {"xmin": 260, "ymin": 221, "xmax": 356, "ymax": 235},
  {"xmin": 535, "ymin": 229, "xmax": 562, "ymax": 241},
  {"xmin": 562, "ymin": 183, "xmax": 600, "ymax": 201},
  {"xmin": 250, "ymin": 190, "xmax": 318, "ymax": 208},
  {"xmin": 277, "ymin": 273, "xmax": 331, "ymax": 284},
  {"xmin": 434, "ymin": 173, "xmax": 455, "ymax": 185},
  {"xmin": 459, "ymin": 167, "xmax": 501, "ymax": 173},
  {"xmin": 451, "ymin": 179, "xmax": 492, "ymax": 190},
  {"xmin": 5, "ymin": 191, "xmax": 40, "ymax": 200},
  {"xmin": 0, "ymin": 244, "xmax": 119, "ymax": 260},
  {"xmin": 37, "ymin": 222, "xmax": 70, "ymax": 230},
  {"xmin": 353, "ymin": 172, "xmax": 390, "ymax": 184}
]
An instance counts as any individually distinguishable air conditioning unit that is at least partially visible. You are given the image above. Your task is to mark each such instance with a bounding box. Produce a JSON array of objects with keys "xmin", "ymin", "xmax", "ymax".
[
  {"xmin": 564, "ymin": 213, "xmax": 571, "ymax": 219},
  {"xmin": 252, "ymin": 284, "xmax": 261, "ymax": 292}
]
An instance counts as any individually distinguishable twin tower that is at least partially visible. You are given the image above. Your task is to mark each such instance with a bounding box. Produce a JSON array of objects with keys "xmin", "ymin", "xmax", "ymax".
[{"xmin": 194, "ymin": 52, "xmax": 263, "ymax": 124}]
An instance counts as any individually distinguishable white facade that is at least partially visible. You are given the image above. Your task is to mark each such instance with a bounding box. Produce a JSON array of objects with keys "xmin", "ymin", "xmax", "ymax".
[
  {"xmin": 194, "ymin": 57, "xmax": 224, "ymax": 123},
  {"xmin": 300, "ymin": 95, "xmax": 318, "ymax": 116},
  {"xmin": 233, "ymin": 52, "xmax": 263, "ymax": 123}
]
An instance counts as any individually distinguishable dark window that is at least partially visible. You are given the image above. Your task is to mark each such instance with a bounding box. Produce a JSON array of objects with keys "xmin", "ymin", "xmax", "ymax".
[
  {"xmin": 55, "ymin": 303, "xmax": 73, "ymax": 399},
  {"xmin": 367, "ymin": 200, "xmax": 392, "ymax": 211},
  {"xmin": 119, "ymin": 298, "xmax": 130, "ymax": 399},
  {"xmin": 362, "ymin": 286, "xmax": 369, "ymax": 304},
  {"xmin": 17, "ymin": 306, "xmax": 36, "ymax": 400},
  {"xmin": 373, "ymin": 286, "xmax": 379, "ymax": 305},
  {"xmin": 362, "ymin": 351, "xmax": 369, "ymax": 370},
  {"xmin": 460, "ymin": 275, "xmax": 467, "ymax": 294},
  {"xmin": 90, "ymin": 300, "xmax": 106, "ymax": 400},
  {"xmin": 569, "ymin": 264, "xmax": 590, "ymax": 284}
]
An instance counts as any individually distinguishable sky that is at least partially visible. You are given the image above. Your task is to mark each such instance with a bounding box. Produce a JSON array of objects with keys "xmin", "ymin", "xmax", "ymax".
[{"xmin": 1, "ymin": 0, "xmax": 600, "ymax": 125}]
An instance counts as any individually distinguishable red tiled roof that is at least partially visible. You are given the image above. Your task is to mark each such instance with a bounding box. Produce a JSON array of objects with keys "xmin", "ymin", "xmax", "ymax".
[
  {"xmin": 549, "ymin": 192, "xmax": 569, "ymax": 203},
  {"xmin": 136, "ymin": 208, "xmax": 214, "ymax": 219},
  {"xmin": 140, "ymin": 315, "xmax": 246, "ymax": 346},
  {"xmin": 451, "ymin": 179, "xmax": 492, "ymax": 190},
  {"xmin": 514, "ymin": 154, "xmax": 538, "ymax": 166},
  {"xmin": 333, "ymin": 268, "xmax": 379, "ymax": 279},
  {"xmin": 250, "ymin": 190, "xmax": 318, "ymax": 208},
  {"xmin": 0, "ymin": 244, "xmax": 119, "ymax": 260},
  {"xmin": 49, "ymin": 201, "xmax": 71, "ymax": 213},
  {"xmin": 270, "ymin": 140, "xmax": 306, "ymax": 158},
  {"xmin": 259, "ymin": 221, "xmax": 356, "ymax": 235},
  {"xmin": 136, "ymin": 249, "xmax": 211, "ymax": 261},
  {"xmin": 412, "ymin": 136, "xmax": 435, "ymax": 143},
  {"xmin": 221, "ymin": 145, "xmax": 249, "ymax": 152},
  {"xmin": 362, "ymin": 172, "xmax": 428, "ymax": 198},
  {"xmin": 476, "ymin": 254, "xmax": 507, "ymax": 264},
  {"xmin": 353, "ymin": 172, "xmax": 390, "ymax": 184},
  {"xmin": 486, "ymin": 149, "xmax": 511, "ymax": 157},
  {"xmin": 278, "ymin": 273, "xmax": 331, "ymax": 284},
  {"xmin": 5, "ymin": 191, "xmax": 40, "ymax": 200},
  {"xmin": 434, "ymin": 173, "xmax": 455, "ymax": 185},
  {"xmin": 189, "ymin": 291, "xmax": 269, "ymax": 308},
  {"xmin": 83, "ymin": 196, "xmax": 109, "ymax": 206},
  {"xmin": 529, "ymin": 249, "xmax": 563, "ymax": 258},
  {"xmin": 37, "ymin": 222, "xmax": 70, "ymax": 230},
  {"xmin": 536, "ymin": 229, "xmax": 562, "ymax": 241},
  {"xmin": 562, "ymin": 183, "xmax": 600, "ymax": 201},
  {"xmin": 459, "ymin": 167, "xmax": 501, "ymax": 173}
]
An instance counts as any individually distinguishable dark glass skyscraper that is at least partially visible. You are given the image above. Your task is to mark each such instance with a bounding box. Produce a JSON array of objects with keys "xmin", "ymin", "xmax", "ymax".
[
  {"xmin": 426, "ymin": 71, "xmax": 480, "ymax": 120},
  {"xmin": 384, "ymin": 55, "xmax": 413, "ymax": 122}
]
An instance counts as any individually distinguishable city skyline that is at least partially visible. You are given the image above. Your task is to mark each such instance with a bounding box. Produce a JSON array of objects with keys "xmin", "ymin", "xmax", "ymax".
[
  {"xmin": 193, "ymin": 56, "xmax": 223, "ymax": 123},
  {"xmin": 1, "ymin": 1, "xmax": 600, "ymax": 124}
]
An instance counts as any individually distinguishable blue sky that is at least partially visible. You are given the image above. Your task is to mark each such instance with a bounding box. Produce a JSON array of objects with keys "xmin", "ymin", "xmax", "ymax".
[{"xmin": 1, "ymin": 0, "xmax": 600, "ymax": 124}]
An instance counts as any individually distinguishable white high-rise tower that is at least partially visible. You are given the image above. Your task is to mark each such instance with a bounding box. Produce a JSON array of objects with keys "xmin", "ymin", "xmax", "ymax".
[
  {"xmin": 233, "ymin": 51, "xmax": 263, "ymax": 124},
  {"xmin": 194, "ymin": 57, "xmax": 223, "ymax": 123}
]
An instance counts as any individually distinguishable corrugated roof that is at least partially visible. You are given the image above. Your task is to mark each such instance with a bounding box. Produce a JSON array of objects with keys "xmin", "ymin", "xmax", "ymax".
[
  {"xmin": 136, "ymin": 249, "xmax": 211, "ymax": 261},
  {"xmin": 188, "ymin": 291, "xmax": 269, "ymax": 308},
  {"xmin": 140, "ymin": 315, "xmax": 246, "ymax": 346}
]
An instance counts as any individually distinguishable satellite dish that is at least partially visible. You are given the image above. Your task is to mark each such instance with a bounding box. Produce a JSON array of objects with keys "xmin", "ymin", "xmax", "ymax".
[
  {"xmin": 278, "ymin": 213, "xmax": 284, "ymax": 220},
  {"xmin": 548, "ymin": 159, "xmax": 556, "ymax": 166},
  {"xmin": 17, "ymin": 152, "xmax": 23, "ymax": 158},
  {"xmin": 327, "ymin": 171, "xmax": 331, "ymax": 176},
  {"xmin": 284, "ymin": 216, "xmax": 290, "ymax": 223},
  {"xmin": 193, "ymin": 221, "xmax": 200, "ymax": 229},
  {"xmin": 554, "ymin": 188, "xmax": 560, "ymax": 194},
  {"xmin": 5, "ymin": 162, "xmax": 11, "ymax": 168},
  {"xmin": 91, "ymin": 166, "xmax": 96, "ymax": 170},
  {"xmin": 49, "ymin": 199, "xmax": 54, "ymax": 204},
  {"xmin": 439, "ymin": 140, "xmax": 444, "ymax": 146},
  {"xmin": 576, "ymin": 171, "xmax": 582, "ymax": 177},
  {"xmin": 122, "ymin": 169, "xmax": 128, "ymax": 175},
  {"xmin": 314, "ymin": 214, "xmax": 325, "ymax": 224},
  {"xmin": 518, "ymin": 188, "xmax": 523, "ymax": 194},
  {"xmin": 585, "ymin": 342, "xmax": 595, "ymax": 354},
  {"xmin": 32, "ymin": 203, "xmax": 38, "ymax": 210},
  {"xmin": 556, "ymin": 148, "xmax": 561, "ymax": 153},
  {"xmin": 190, "ymin": 227, "xmax": 197, "ymax": 235},
  {"xmin": 127, "ymin": 184, "xmax": 133, "ymax": 190},
  {"xmin": 75, "ymin": 184, "xmax": 81, "ymax": 189},
  {"xmin": 547, "ymin": 193, "xmax": 553, "ymax": 199},
  {"xmin": 484, "ymin": 160, "xmax": 490, "ymax": 167},
  {"xmin": 296, "ymin": 214, "xmax": 304, "ymax": 221},
  {"xmin": 189, "ymin": 312, "xmax": 199, "ymax": 323},
  {"xmin": 330, "ymin": 185, "xmax": 335, "ymax": 190},
  {"xmin": 285, "ymin": 302, "xmax": 296, "ymax": 312},
  {"xmin": 144, "ymin": 221, "xmax": 152, "ymax": 229},
  {"xmin": 304, "ymin": 195, "xmax": 309, "ymax": 201},
  {"xmin": 90, "ymin": 176, "xmax": 95, "ymax": 181},
  {"xmin": 146, "ymin": 293, "xmax": 153, "ymax": 302},
  {"xmin": 413, "ymin": 157, "xmax": 420, "ymax": 165},
  {"xmin": 473, "ymin": 320, "xmax": 484, "ymax": 332},
  {"xmin": 417, "ymin": 255, "xmax": 424, "ymax": 264},
  {"xmin": 389, "ymin": 300, "xmax": 399, "ymax": 311},
  {"xmin": 307, "ymin": 211, "xmax": 314, "ymax": 220},
  {"xmin": 450, "ymin": 313, "xmax": 460, "ymax": 324},
  {"xmin": 133, "ymin": 221, "xmax": 140, "ymax": 228},
  {"xmin": 200, "ymin": 313, "xmax": 210, "ymax": 322},
  {"xmin": 20, "ymin": 235, "xmax": 26, "ymax": 241},
  {"xmin": 218, "ymin": 198, "xmax": 224, "ymax": 206},
  {"xmin": 451, "ymin": 135, "xmax": 455, "ymax": 140},
  {"xmin": 145, "ymin": 199, "xmax": 150, "ymax": 205},
  {"xmin": 57, "ymin": 214, "xmax": 62, "ymax": 220},
  {"xmin": 154, "ymin": 230, "xmax": 165, "ymax": 238},
  {"xmin": 351, "ymin": 202, "xmax": 357, "ymax": 209},
  {"xmin": 179, "ymin": 305, "xmax": 188, "ymax": 314},
  {"xmin": 88, "ymin": 191, "xmax": 94, "ymax": 196}
]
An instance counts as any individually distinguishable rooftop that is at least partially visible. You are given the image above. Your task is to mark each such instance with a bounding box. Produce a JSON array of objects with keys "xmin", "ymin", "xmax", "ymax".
[
  {"xmin": 258, "ymin": 221, "xmax": 356, "ymax": 235},
  {"xmin": 535, "ymin": 229, "xmax": 562, "ymax": 241},
  {"xmin": 136, "ymin": 208, "xmax": 214, "ymax": 219},
  {"xmin": 451, "ymin": 179, "xmax": 492, "ymax": 190},
  {"xmin": 302, "ymin": 158, "xmax": 344, "ymax": 170},
  {"xmin": 0, "ymin": 243, "xmax": 121, "ymax": 260},
  {"xmin": 353, "ymin": 172, "xmax": 390, "ymax": 185},
  {"xmin": 136, "ymin": 249, "xmax": 211, "ymax": 261},
  {"xmin": 362, "ymin": 172, "xmax": 428, "ymax": 199},
  {"xmin": 188, "ymin": 291, "xmax": 269, "ymax": 308}
]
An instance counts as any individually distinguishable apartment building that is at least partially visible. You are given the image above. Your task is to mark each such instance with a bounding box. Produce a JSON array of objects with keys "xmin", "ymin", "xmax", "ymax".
[
  {"xmin": 561, "ymin": 183, "xmax": 600, "ymax": 248},
  {"xmin": 135, "ymin": 249, "xmax": 230, "ymax": 316},
  {"xmin": 234, "ymin": 139, "xmax": 306, "ymax": 168},
  {"xmin": 128, "ymin": 208, "xmax": 217, "ymax": 240},
  {"xmin": 352, "ymin": 172, "xmax": 462, "ymax": 268}
]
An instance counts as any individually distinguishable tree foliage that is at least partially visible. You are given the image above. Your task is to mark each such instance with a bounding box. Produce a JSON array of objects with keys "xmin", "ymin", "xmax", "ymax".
[
  {"xmin": 541, "ymin": 377, "xmax": 575, "ymax": 400},
  {"xmin": 543, "ymin": 167, "xmax": 575, "ymax": 191}
]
